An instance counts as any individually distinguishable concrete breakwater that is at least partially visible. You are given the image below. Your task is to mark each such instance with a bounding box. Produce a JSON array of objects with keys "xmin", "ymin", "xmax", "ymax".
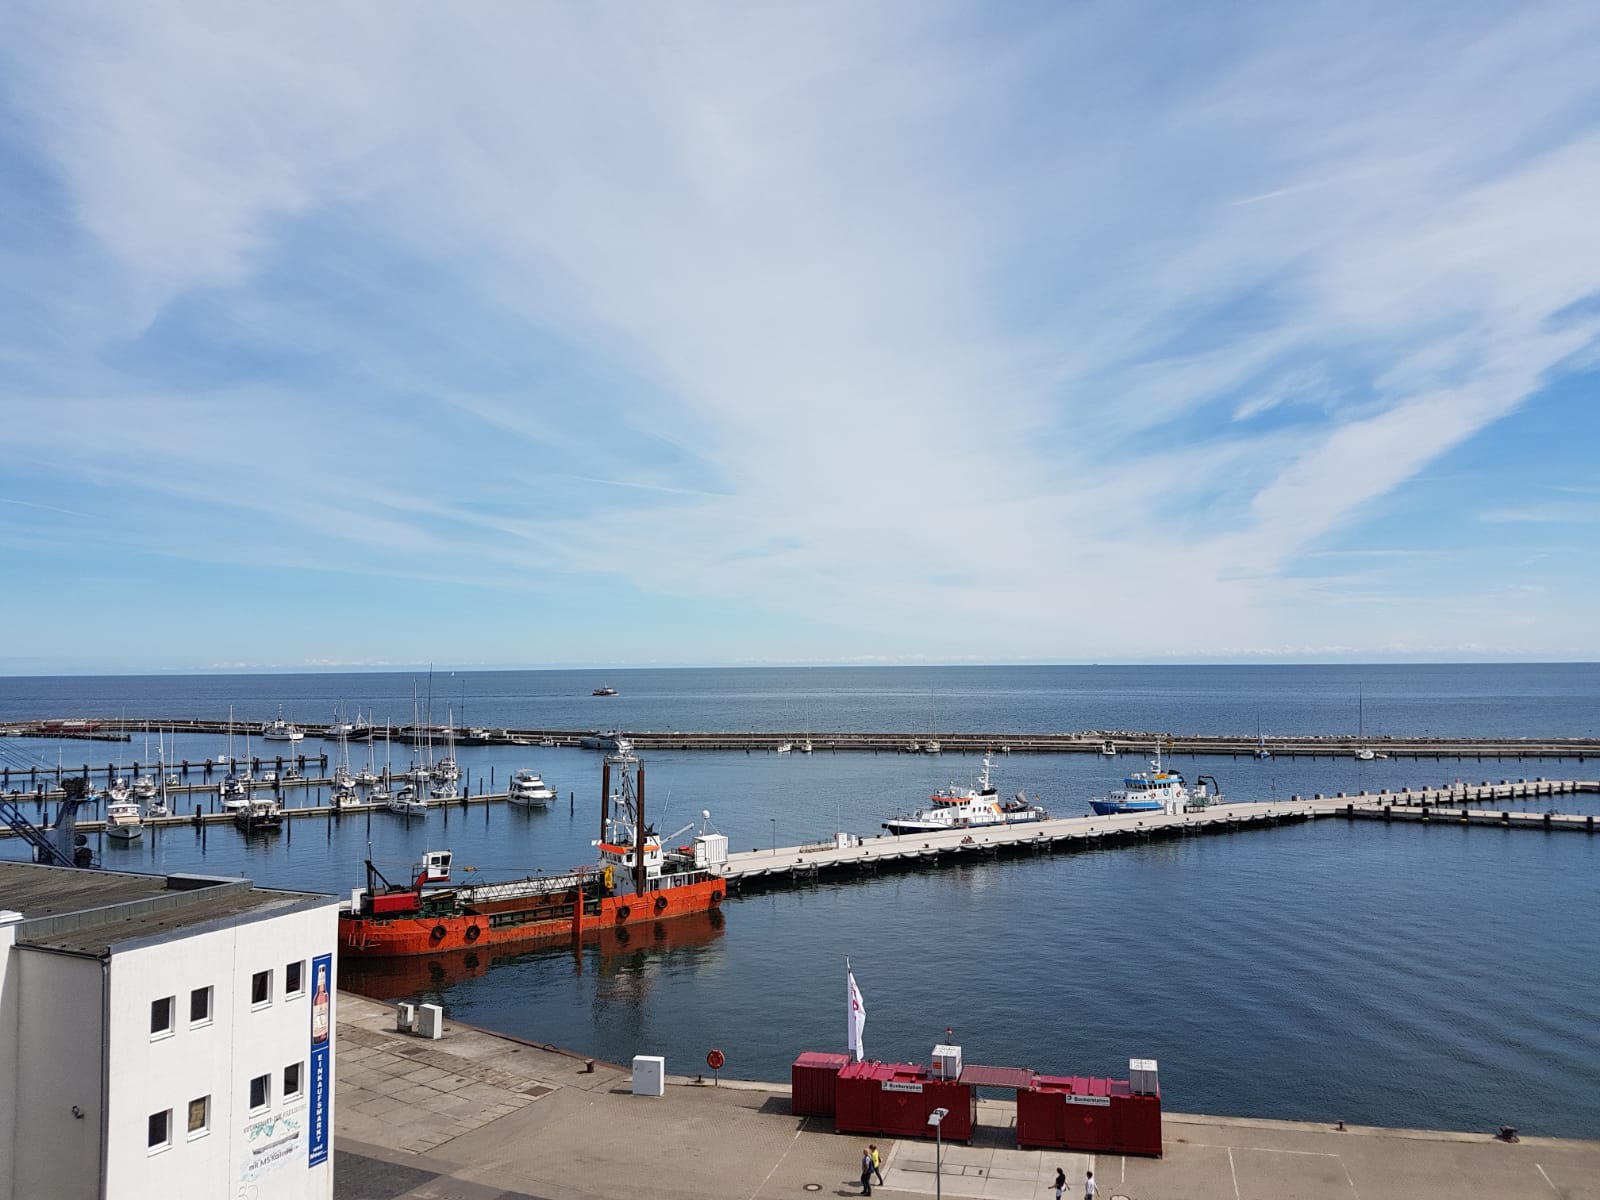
[{"xmin": 5, "ymin": 716, "xmax": 1599, "ymax": 759}]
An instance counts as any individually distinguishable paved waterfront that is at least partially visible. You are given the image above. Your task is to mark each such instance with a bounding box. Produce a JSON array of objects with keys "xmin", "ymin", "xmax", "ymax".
[{"xmin": 333, "ymin": 993, "xmax": 1600, "ymax": 1200}]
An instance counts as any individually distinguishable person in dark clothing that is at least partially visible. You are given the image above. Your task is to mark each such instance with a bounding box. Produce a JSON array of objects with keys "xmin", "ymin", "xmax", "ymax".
[{"xmin": 860, "ymin": 1147, "xmax": 874, "ymax": 1195}]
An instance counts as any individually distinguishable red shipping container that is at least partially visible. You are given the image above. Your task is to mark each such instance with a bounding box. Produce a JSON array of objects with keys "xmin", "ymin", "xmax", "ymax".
[
  {"xmin": 833, "ymin": 1062, "xmax": 974, "ymax": 1142},
  {"xmin": 791, "ymin": 1052, "xmax": 851, "ymax": 1117},
  {"xmin": 1018, "ymin": 1075, "xmax": 1162, "ymax": 1157}
]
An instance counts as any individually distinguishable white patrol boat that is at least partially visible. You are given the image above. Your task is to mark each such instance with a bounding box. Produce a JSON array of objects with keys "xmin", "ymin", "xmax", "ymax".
[{"xmin": 882, "ymin": 752, "xmax": 1048, "ymax": 835}]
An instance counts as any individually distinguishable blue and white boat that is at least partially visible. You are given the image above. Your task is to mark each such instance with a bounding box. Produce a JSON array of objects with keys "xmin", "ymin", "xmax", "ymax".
[{"xmin": 1089, "ymin": 746, "xmax": 1211, "ymax": 815}]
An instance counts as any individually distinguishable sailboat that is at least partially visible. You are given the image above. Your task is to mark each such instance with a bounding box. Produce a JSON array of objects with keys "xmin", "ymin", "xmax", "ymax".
[
  {"xmin": 148, "ymin": 729, "xmax": 172, "ymax": 818},
  {"xmin": 923, "ymin": 692, "xmax": 941, "ymax": 755},
  {"xmin": 800, "ymin": 701, "xmax": 813, "ymax": 754},
  {"xmin": 1254, "ymin": 716, "xmax": 1272, "ymax": 760},
  {"xmin": 1354, "ymin": 688, "xmax": 1376, "ymax": 761}
]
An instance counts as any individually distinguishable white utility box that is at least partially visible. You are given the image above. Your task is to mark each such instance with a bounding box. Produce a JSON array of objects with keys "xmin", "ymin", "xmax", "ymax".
[
  {"xmin": 632, "ymin": 1055, "xmax": 666, "ymax": 1096},
  {"xmin": 395, "ymin": 1002, "xmax": 416, "ymax": 1033},
  {"xmin": 932, "ymin": 1044, "xmax": 963, "ymax": 1080},
  {"xmin": 416, "ymin": 1003, "xmax": 445, "ymax": 1040},
  {"xmin": 1129, "ymin": 1058, "xmax": 1159, "ymax": 1095},
  {"xmin": 694, "ymin": 833, "xmax": 729, "ymax": 868}
]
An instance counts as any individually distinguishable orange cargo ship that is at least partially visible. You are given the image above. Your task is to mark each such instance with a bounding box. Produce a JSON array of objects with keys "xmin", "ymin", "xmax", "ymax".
[{"xmin": 339, "ymin": 744, "xmax": 729, "ymax": 959}]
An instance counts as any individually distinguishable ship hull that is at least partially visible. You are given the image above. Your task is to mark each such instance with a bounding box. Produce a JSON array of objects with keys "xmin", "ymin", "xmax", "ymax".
[
  {"xmin": 339, "ymin": 875, "xmax": 726, "ymax": 958},
  {"xmin": 1088, "ymin": 800, "xmax": 1165, "ymax": 815}
]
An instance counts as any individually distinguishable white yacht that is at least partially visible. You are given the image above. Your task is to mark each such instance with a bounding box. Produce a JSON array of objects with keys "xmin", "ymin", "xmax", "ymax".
[
  {"xmin": 104, "ymin": 797, "xmax": 144, "ymax": 841},
  {"xmin": 507, "ymin": 769, "xmax": 556, "ymax": 808}
]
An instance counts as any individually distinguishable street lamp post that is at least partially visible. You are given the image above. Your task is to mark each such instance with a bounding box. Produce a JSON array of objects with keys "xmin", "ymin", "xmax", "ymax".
[
  {"xmin": 927, "ymin": 1106, "xmax": 948, "ymax": 1200},
  {"xmin": 770, "ymin": 817, "xmax": 776, "ymax": 855}
]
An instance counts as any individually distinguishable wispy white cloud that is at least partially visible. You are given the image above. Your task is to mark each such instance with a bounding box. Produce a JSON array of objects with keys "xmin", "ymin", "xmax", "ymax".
[{"xmin": 1, "ymin": 1, "xmax": 1598, "ymax": 667}]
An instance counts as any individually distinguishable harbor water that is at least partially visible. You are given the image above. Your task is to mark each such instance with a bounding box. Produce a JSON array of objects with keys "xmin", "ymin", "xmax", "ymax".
[{"xmin": 2, "ymin": 664, "xmax": 1597, "ymax": 1136}]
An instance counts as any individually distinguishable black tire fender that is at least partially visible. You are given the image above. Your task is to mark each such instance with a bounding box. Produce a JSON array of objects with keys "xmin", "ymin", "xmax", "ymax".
[
  {"xmin": 616, "ymin": 905, "xmax": 630, "ymax": 921},
  {"xmin": 464, "ymin": 925, "xmax": 481, "ymax": 942}
]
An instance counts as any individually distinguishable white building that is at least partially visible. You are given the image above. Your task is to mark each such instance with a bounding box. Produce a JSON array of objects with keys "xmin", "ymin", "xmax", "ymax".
[{"xmin": 0, "ymin": 860, "xmax": 339, "ymax": 1200}]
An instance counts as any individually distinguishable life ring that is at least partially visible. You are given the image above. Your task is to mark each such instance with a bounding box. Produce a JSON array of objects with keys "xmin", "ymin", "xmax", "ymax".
[
  {"xmin": 710, "ymin": 889, "xmax": 723, "ymax": 903},
  {"xmin": 654, "ymin": 894, "xmax": 668, "ymax": 912},
  {"xmin": 706, "ymin": 1048, "xmax": 725, "ymax": 1070},
  {"xmin": 615, "ymin": 905, "xmax": 630, "ymax": 922},
  {"xmin": 430, "ymin": 925, "xmax": 448, "ymax": 941},
  {"xmin": 464, "ymin": 925, "xmax": 481, "ymax": 942}
]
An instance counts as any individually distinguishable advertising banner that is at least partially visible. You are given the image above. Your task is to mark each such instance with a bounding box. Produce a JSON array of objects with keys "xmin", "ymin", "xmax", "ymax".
[{"xmin": 308, "ymin": 952, "xmax": 332, "ymax": 1167}]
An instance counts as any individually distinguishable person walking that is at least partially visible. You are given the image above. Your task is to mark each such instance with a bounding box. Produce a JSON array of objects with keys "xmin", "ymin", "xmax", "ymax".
[
  {"xmin": 870, "ymin": 1144, "xmax": 885, "ymax": 1186},
  {"xmin": 1053, "ymin": 1166, "xmax": 1068, "ymax": 1198},
  {"xmin": 860, "ymin": 1146, "xmax": 874, "ymax": 1196},
  {"xmin": 1084, "ymin": 1168, "xmax": 1098, "ymax": 1199}
]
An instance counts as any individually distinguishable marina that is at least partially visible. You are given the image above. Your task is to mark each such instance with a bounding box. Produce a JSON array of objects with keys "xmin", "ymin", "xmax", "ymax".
[{"xmin": 3, "ymin": 663, "xmax": 1599, "ymax": 1139}]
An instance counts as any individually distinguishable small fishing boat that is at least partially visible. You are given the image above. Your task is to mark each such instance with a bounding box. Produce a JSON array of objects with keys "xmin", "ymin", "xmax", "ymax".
[
  {"xmin": 882, "ymin": 752, "xmax": 1047, "ymax": 835},
  {"xmin": 262, "ymin": 708, "xmax": 305, "ymax": 742},
  {"xmin": 592, "ymin": 685, "xmax": 618, "ymax": 697},
  {"xmin": 507, "ymin": 769, "xmax": 556, "ymax": 808}
]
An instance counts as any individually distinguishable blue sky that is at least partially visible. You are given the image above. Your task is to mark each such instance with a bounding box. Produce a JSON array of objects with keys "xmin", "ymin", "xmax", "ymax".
[{"xmin": 1, "ymin": 1, "xmax": 1598, "ymax": 674}]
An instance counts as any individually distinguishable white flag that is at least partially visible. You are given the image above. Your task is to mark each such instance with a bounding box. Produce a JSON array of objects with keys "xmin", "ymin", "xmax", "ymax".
[{"xmin": 847, "ymin": 962, "xmax": 867, "ymax": 1062}]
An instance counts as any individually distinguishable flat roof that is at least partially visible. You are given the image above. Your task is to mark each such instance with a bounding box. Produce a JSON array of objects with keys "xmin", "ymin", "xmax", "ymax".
[{"xmin": 1, "ymin": 860, "xmax": 335, "ymax": 958}]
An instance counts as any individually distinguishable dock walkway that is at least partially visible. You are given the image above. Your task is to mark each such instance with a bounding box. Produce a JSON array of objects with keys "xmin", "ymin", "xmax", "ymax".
[
  {"xmin": 719, "ymin": 780, "xmax": 1599, "ymax": 891},
  {"xmin": 332, "ymin": 990, "xmax": 1600, "ymax": 1200}
]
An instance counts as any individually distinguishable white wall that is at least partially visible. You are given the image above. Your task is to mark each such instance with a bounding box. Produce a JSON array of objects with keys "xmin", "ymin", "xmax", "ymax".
[
  {"xmin": 103, "ymin": 902, "xmax": 337, "ymax": 1200},
  {"xmin": 0, "ymin": 915, "xmax": 22, "ymax": 1200},
  {"xmin": 10, "ymin": 949, "xmax": 105, "ymax": 1200}
]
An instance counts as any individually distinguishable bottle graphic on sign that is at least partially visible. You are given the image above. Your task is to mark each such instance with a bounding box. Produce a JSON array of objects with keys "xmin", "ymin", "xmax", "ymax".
[{"xmin": 311, "ymin": 965, "xmax": 330, "ymax": 1044}]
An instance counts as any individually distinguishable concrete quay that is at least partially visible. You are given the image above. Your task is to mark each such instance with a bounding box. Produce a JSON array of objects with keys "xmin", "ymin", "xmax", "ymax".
[{"xmin": 332, "ymin": 992, "xmax": 1600, "ymax": 1200}]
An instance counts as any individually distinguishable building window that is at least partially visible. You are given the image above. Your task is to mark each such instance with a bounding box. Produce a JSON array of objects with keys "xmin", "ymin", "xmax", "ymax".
[
  {"xmin": 150, "ymin": 996, "xmax": 174, "ymax": 1038},
  {"xmin": 147, "ymin": 1109, "xmax": 171, "ymax": 1152},
  {"xmin": 283, "ymin": 1061, "xmax": 303, "ymax": 1100},
  {"xmin": 285, "ymin": 960, "xmax": 304, "ymax": 997},
  {"xmin": 187, "ymin": 1095, "xmax": 210, "ymax": 1138},
  {"xmin": 248, "ymin": 1074, "xmax": 270, "ymax": 1113},
  {"xmin": 189, "ymin": 986, "xmax": 212, "ymax": 1025},
  {"xmin": 251, "ymin": 969, "xmax": 272, "ymax": 1008}
]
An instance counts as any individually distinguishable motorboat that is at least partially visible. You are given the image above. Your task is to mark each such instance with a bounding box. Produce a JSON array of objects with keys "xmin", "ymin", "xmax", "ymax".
[
  {"xmin": 104, "ymin": 797, "xmax": 144, "ymax": 841},
  {"xmin": 592, "ymin": 686, "xmax": 618, "ymax": 697},
  {"xmin": 234, "ymin": 795, "xmax": 284, "ymax": 833},
  {"xmin": 1100, "ymin": 740, "xmax": 1117, "ymax": 757},
  {"xmin": 882, "ymin": 752, "xmax": 1048, "ymax": 835},
  {"xmin": 507, "ymin": 769, "xmax": 556, "ymax": 808},
  {"xmin": 332, "ymin": 779, "xmax": 363, "ymax": 809},
  {"xmin": 133, "ymin": 774, "xmax": 158, "ymax": 801},
  {"xmin": 106, "ymin": 775, "xmax": 133, "ymax": 803},
  {"xmin": 775, "ymin": 742, "xmax": 793, "ymax": 754},
  {"xmin": 220, "ymin": 773, "xmax": 251, "ymax": 813}
]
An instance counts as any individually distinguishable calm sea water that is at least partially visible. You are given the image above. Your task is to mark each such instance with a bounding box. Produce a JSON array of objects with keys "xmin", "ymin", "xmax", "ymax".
[{"xmin": 2, "ymin": 664, "xmax": 1597, "ymax": 1136}]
